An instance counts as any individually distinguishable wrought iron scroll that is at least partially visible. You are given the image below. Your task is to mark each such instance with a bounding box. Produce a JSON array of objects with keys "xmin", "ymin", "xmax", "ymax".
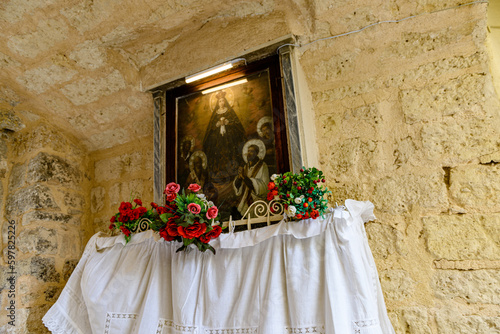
[{"xmin": 225, "ymin": 199, "xmax": 285, "ymax": 231}]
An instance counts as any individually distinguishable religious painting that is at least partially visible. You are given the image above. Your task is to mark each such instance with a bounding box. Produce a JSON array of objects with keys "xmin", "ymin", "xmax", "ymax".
[{"xmin": 165, "ymin": 56, "xmax": 290, "ymax": 222}]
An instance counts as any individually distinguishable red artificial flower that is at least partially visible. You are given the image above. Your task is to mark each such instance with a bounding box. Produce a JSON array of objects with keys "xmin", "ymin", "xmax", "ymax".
[
  {"xmin": 156, "ymin": 206, "xmax": 168, "ymax": 215},
  {"xmin": 133, "ymin": 198, "xmax": 143, "ymax": 206},
  {"xmin": 295, "ymin": 213, "xmax": 303, "ymax": 219},
  {"xmin": 110, "ymin": 216, "xmax": 116, "ymax": 223},
  {"xmin": 120, "ymin": 225, "xmax": 131, "ymax": 237},
  {"xmin": 166, "ymin": 192, "xmax": 177, "ymax": 202},
  {"xmin": 266, "ymin": 192, "xmax": 275, "ymax": 201},
  {"xmin": 187, "ymin": 203, "xmax": 201, "ymax": 215},
  {"xmin": 136, "ymin": 206, "xmax": 147, "ymax": 215},
  {"xmin": 151, "ymin": 202, "xmax": 158, "ymax": 209},
  {"xmin": 166, "ymin": 220, "xmax": 179, "ymax": 236},
  {"xmin": 188, "ymin": 183, "xmax": 202, "ymax": 192},
  {"xmin": 178, "ymin": 222, "xmax": 207, "ymax": 239},
  {"xmin": 108, "ymin": 223, "xmax": 114, "ymax": 230},
  {"xmin": 200, "ymin": 225, "xmax": 222, "ymax": 243},
  {"xmin": 119, "ymin": 201, "xmax": 132, "ymax": 213},
  {"xmin": 310, "ymin": 210, "xmax": 319, "ymax": 219},
  {"xmin": 303, "ymin": 212, "xmax": 310, "ymax": 219},
  {"xmin": 206, "ymin": 206, "xmax": 218, "ymax": 219},
  {"xmin": 164, "ymin": 182, "xmax": 180, "ymax": 194},
  {"xmin": 159, "ymin": 227, "xmax": 175, "ymax": 241},
  {"xmin": 267, "ymin": 182, "xmax": 276, "ymax": 190}
]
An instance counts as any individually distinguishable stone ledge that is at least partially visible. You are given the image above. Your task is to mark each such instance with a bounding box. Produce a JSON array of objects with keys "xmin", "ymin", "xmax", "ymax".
[{"xmin": 434, "ymin": 259, "xmax": 500, "ymax": 270}]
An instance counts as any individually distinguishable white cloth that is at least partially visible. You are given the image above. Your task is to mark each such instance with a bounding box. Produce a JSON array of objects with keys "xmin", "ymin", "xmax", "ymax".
[{"xmin": 43, "ymin": 199, "xmax": 395, "ymax": 334}]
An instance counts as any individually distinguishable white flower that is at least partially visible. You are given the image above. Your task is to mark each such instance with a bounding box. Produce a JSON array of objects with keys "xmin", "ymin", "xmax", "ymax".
[
  {"xmin": 294, "ymin": 197, "xmax": 302, "ymax": 204},
  {"xmin": 287, "ymin": 205, "xmax": 297, "ymax": 217},
  {"xmin": 271, "ymin": 174, "xmax": 279, "ymax": 181},
  {"xmin": 207, "ymin": 201, "xmax": 214, "ymax": 207},
  {"xmin": 196, "ymin": 193, "xmax": 206, "ymax": 200}
]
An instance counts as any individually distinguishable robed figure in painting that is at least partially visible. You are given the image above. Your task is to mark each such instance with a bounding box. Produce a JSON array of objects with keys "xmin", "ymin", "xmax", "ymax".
[{"xmin": 202, "ymin": 90, "xmax": 246, "ymax": 183}]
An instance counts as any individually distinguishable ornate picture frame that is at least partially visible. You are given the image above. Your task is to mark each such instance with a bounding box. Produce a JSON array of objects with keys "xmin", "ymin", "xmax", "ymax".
[{"xmin": 164, "ymin": 56, "xmax": 291, "ymax": 221}]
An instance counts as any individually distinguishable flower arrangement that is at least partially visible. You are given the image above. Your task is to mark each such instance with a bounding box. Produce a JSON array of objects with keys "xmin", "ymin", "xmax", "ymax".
[
  {"xmin": 109, "ymin": 182, "xmax": 222, "ymax": 254},
  {"xmin": 267, "ymin": 167, "xmax": 330, "ymax": 220}
]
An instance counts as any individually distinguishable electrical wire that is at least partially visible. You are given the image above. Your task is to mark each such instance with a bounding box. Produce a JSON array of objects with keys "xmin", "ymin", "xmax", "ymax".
[{"xmin": 276, "ymin": 0, "xmax": 489, "ymax": 54}]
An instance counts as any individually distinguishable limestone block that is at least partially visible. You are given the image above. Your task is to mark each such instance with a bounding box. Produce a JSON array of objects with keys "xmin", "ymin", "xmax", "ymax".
[
  {"xmin": 60, "ymin": 0, "xmax": 109, "ymax": 34},
  {"xmin": 11, "ymin": 124, "xmax": 78, "ymax": 157},
  {"xmin": 5, "ymin": 184, "xmax": 59, "ymax": 219},
  {"xmin": 400, "ymin": 74, "xmax": 486, "ymax": 124},
  {"xmin": 0, "ymin": 51, "xmax": 20, "ymax": 68},
  {"xmin": 380, "ymin": 269, "xmax": 417, "ymax": 301},
  {"xmin": 0, "ymin": 85, "xmax": 21, "ymax": 107},
  {"xmin": 25, "ymin": 304, "xmax": 51, "ymax": 334},
  {"xmin": 0, "ymin": 138, "xmax": 6, "ymax": 179},
  {"xmin": 44, "ymin": 286, "xmax": 61, "ymax": 303},
  {"xmin": 27, "ymin": 152, "xmax": 81, "ymax": 186},
  {"xmin": 18, "ymin": 275, "xmax": 43, "ymax": 306},
  {"xmin": 0, "ymin": 110, "xmax": 25, "ymax": 132},
  {"xmin": 433, "ymin": 270, "xmax": 500, "ymax": 305},
  {"xmin": 108, "ymin": 179, "xmax": 146, "ymax": 208},
  {"xmin": 94, "ymin": 151, "xmax": 143, "ymax": 183},
  {"xmin": 29, "ymin": 257, "xmax": 60, "ymax": 283},
  {"xmin": 69, "ymin": 40, "xmax": 107, "ymax": 70},
  {"xmin": 435, "ymin": 308, "xmax": 500, "ymax": 333},
  {"xmin": 63, "ymin": 192, "xmax": 85, "ymax": 214},
  {"xmin": 84, "ymin": 128, "xmax": 132, "ymax": 150},
  {"xmin": 91, "ymin": 187, "xmax": 105, "ymax": 213},
  {"xmin": 449, "ymin": 165, "xmax": 500, "ymax": 212},
  {"xmin": 8, "ymin": 163, "xmax": 27, "ymax": 191},
  {"xmin": 423, "ymin": 214, "xmax": 500, "ymax": 260},
  {"xmin": 60, "ymin": 70, "xmax": 127, "ymax": 105},
  {"xmin": 21, "ymin": 211, "xmax": 77, "ymax": 226},
  {"xmin": 324, "ymin": 137, "xmax": 378, "ymax": 176},
  {"xmin": 63, "ymin": 259, "xmax": 78, "ymax": 281},
  {"xmin": 17, "ymin": 227, "xmax": 58, "ymax": 255},
  {"xmin": 0, "ymin": 0, "xmax": 56, "ymax": 23},
  {"xmin": 390, "ymin": 307, "xmax": 432, "ymax": 334},
  {"xmin": 372, "ymin": 168, "xmax": 448, "ymax": 215},
  {"xmin": 93, "ymin": 104, "xmax": 131, "ymax": 124},
  {"xmin": 17, "ymin": 64, "xmax": 77, "ymax": 94},
  {"xmin": 7, "ymin": 18, "xmax": 69, "ymax": 58},
  {"xmin": 365, "ymin": 222, "xmax": 399, "ymax": 259},
  {"xmin": 59, "ymin": 231, "xmax": 81, "ymax": 258}
]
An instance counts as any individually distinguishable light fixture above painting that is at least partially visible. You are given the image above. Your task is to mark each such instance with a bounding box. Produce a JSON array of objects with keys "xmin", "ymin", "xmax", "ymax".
[{"xmin": 184, "ymin": 58, "xmax": 246, "ymax": 83}]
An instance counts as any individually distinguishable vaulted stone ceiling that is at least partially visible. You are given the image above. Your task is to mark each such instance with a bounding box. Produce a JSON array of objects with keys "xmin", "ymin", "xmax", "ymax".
[{"xmin": 0, "ymin": 0, "xmax": 311, "ymax": 151}]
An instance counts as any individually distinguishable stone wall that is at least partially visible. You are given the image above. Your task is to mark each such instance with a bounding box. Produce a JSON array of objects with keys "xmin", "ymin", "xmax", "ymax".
[
  {"xmin": 89, "ymin": 135, "xmax": 154, "ymax": 234},
  {"xmin": 296, "ymin": 1, "xmax": 500, "ymax": 333},
  {"xmin": 0, "ymin": 110, "xmax": 91, "ymax": 333}
]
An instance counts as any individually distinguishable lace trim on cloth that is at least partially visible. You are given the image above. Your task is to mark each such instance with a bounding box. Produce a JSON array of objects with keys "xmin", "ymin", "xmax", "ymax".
[
  {"xmin": 156, "ymin": 318, "xmax": 197, "ymax": 334},
  {"xmin": 104, "ymin": 312, "xmax": 138, "ymax": 334},
  {"xmin": 204, "ymin": 328, "xmax": 258, "ymax": 333},
  {"xmin": 353, "ymin": 319, "xmax": 380, "ymax": 334},
  {"xmin": 285, "ymin": 325, "xmax": 326, "ymax": 334},
  {"xmin": 42, "ymin": 305, "xmax": 80, "ymax": 334}
]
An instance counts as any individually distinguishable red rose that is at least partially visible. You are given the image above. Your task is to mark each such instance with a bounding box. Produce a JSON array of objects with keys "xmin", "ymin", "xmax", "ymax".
[
  {"xmin": 177, "ymin": 222, "xmax": 207, "ymax": 239},
  {"xmin": 310, "ymin": 210, "xmax": 319, "ymax": 219},
  {"xmin": 119, "ymin": 201, "xmax": 132, "ymax": 213},
  {"xmin": 267, "ymin": 182, "xmax": 276, "ymax": 190},
  {"xmin": 166, "ymin": 221, "xmax": 179, "ymax": 236},
  {"xmin": 303, "ymin": 212, "xmax": 310, "ymax": 219},
  {"xmin": 151, "ymin": 202, "xmax": 158, "ymax": 209},
  {"xmin": 136, "ymin": 206, "xmax": 147, "ymax": 215},
  {"xmin": 156, "ymin": 206, "xmax": 168, "ymax": 215},
  {"xmin": 159, "ymin": 227, "xmax": 175, "ymax": 241},
  {"xmin": 164, "ymin": 182, "xmax": 180, "ymax": 194},
  {"xmin": 188, "ymin": 183, "xmax": 202, "ymax": 192},
  {"xmin": 133, "ymin": 198, "xmax": 142, "ymax": 206},
  {"xmin": 266, "ymin": 192, "xmax": 274, "ymax": 201},
  {"xmin": 295, "ymin": 213, "xmax": 303, "ymax": 219},
  {"xmin": 120, "ymin": 225, "xmax": 131, "ymax": 237},
  {"xmin": 108, "ymin": 223, "xmax": 114, "ymax": 230},
  {"xmin": 200, "ymin": 225, "xmax": 222, "ymax": 243},
  {"xmin": 166, "ymin": 192, "xmax": 177, "ymax": 202},
  {"xmin": 206, "ymin": 206, "xmax": 218, "ymax": 219},
  {"xmin": 187, "ymin": 203, "xmax": 201, "ymax": 215},
  {"xmin": 110, "ymin": 216, "xmax": 116, "ymax": 223}
]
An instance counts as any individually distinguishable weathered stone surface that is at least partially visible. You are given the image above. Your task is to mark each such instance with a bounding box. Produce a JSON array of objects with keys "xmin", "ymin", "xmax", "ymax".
[
  {"xmin": 0, "ymin": 110, "xmax": 25, "ymax": 132},
  {"xmin": 7, "ymin": 18, "xmax": 69, "ymax": 58},
  {"xmin": 5, "ymin": 184, "xmax": 59, "ymax": 219},
  {"xmin": 8, "ymin": 163, "xmax": 27, "ymax": 190},
  {"xmin": 59, "ymin": 232, "xmax": 81, "ymax": 258},
  {"xmin": 17, "ymin": 227, "xmax": 58, "ymax": 255},
  {"xmin": 63, "ymin": 259, "xmax": 78, "ymax": 281},
  {"xmin": 435, "ymin": 308, "xmax": 500, "ymax": 334},
  {"xmin": 11, "ymin": 124, "xmax": 79, "ymax": 157},
  {"xmin": 380, "ymin": 269, "xmax": 417, "ymax": 301},
  {"xmin": 69, "ymin": 40, "xmax": 107, "ymax": 70},
  {"xmin": 44, "ymin": 286, "xmax": 62, "ymax": 303},
  {"xmin": 365, "ymin": 222, "xmax": 400, "ymax": 259},
  {"xmin": 108, "ymin": 179, "xmax": 146, "ymax": 207},
  {"xmin": 372, "ymin": 168, "xmax": 448, "ymax": 215},
  {"xmin": 60, "ymin": 70, "xmax": 127, "ymax": 105},
  {"xmin": 389, "ymin": 307, "xmax": 432, "ymax": 334},
  {"xmin": 29, "ymin": 258, "xmax": 60, "ymax": 283},
  {"xmin": 63, "ymin": 192, "xmax": 85, "ymax": 214},
  {"xmin": 0, "ymin": 0, "xmax": 56, "ymax": 23},
  {"xmin": 433, "ymin": 270, "xmax": 500, "ymax": 305},
  {"xmin": 25, "ymin": 304, "xmax": 51, "ymax": 334},
  {"xmin": 94, "ymin": 151, "xmax": 143, "ymax": 182},
  {"xmin": 91, "ymin": 186, "xmax": 105, "ymax": 213},
  {"xmin": 27, "ymin": 152, "xmax": 81, "ymax": 186},
  {"xmin": 423, "ymin": 214, "xmax": 500, "ymax": 260},
  {"xmin": 0, "ymin": 85, "xmax": 21, "ymax": 107},
  {"xmin": 449, "ymin": 164, "xmax": 500, "ymax": 212},
  {"xmin": 17, "ymin": 64, "xmax": 78, "ymax": 94},
  {"xmin": 21, "ymin": 211, "xmax": 77, "ymax": 226}
]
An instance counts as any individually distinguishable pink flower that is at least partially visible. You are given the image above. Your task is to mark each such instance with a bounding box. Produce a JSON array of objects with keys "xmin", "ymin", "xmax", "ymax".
[
  {"xmin": 187, "ymin": 203, "xmax": 201, "ymax": 215},
  {"xmin": 206, "ymin": 206, "xmax": 218, "ymax": 219},
  {"xmin": 166, "ymin": 192, "xmax": 177, "ymax": 202},
  {"xmin": 164, "ymin": 182, "xmax": 180, "ymax": 194},
  {"xmin": 188, "ymin": 183, "xmax": 202, "ymax": 192}
]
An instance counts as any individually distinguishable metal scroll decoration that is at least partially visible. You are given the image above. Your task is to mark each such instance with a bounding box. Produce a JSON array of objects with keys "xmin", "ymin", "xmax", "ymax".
[
  {"xmin": 128, "ymin": 218, "xmax": 152, "ymax": 233},
  {"xmin": 225, "ymin": 199, "xmax": 285, "ymax": 231}
]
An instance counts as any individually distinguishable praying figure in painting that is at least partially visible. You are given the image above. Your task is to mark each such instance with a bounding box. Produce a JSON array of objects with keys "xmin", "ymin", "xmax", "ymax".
[
  {"xmin": 233, "ymin": 139, "xmax": 269, "ymax": 216},
  {"xmin": 202, "ymin": 89, "xmax": 246, "ymax": 183}
]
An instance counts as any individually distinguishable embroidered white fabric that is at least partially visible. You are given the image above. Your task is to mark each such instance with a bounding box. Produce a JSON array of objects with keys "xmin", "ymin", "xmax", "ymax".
[{"xmin": 43, "ymin": 199, "xmax": 395, "ymax": 334}]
